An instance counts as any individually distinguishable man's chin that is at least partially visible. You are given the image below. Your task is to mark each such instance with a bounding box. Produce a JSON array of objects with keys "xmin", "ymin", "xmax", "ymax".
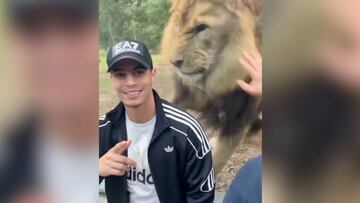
[{"xmin": 123, "ymin": 101, "xmax": 142, "ymax": 109}]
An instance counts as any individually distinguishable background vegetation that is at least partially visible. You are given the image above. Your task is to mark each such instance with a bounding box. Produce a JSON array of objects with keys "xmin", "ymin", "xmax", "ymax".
[{"xmin": 99, "ymin": 0, "xmax": 171, "ymax": 53}]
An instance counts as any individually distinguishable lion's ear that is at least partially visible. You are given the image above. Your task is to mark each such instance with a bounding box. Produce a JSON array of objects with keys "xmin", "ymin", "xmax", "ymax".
[
  {"xmin": 169, "ymin": 0, "xmax": 195, "ymax": 13},
  {"xmin": 169, "ymin": 0, "xmax": 180, "ymax": 13},
  {"xmin": 245, "ymin": 0, "xmax": 262, "ymax": 17},
  {"xmin": 242, "ymin": 0, "xmax": 262, "ymax": 47},
  {"xmin": 225, "ymin": 0, "xmax": 262, "ymax": 47},
  {"xmin": 224, "ymin": 0, "xmax": 262, "ymax": 17},
  {"xmin": 169, "ymin": 0, "xmax": 195, "ymax": 27}
]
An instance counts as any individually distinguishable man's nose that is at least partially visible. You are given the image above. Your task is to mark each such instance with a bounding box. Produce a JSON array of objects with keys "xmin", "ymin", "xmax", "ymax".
[{"xmin": 125, "ymin": 75, "xmax": 136, "ymax": 86}]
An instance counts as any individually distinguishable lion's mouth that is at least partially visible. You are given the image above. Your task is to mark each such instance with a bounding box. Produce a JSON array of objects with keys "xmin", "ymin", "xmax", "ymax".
[{"xmin": 180, "ymin": 67, "xmax": 206, "ymax": 75}]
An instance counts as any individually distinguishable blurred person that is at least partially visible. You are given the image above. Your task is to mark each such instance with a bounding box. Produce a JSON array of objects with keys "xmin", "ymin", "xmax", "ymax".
[
  {"xmin": 1, "ymin": 0, "xmax": 98, "ymax": 202},
  {"xmin": 264, "ymin": 0, "xmax": 360, "ymax": 203},
  {"xmin": 99, "ymin": 39, "xmax": 215, "ymax": 203},
  {"xmin": 316, "ymin": 0, "xmax": 360, "ymax": 92}
]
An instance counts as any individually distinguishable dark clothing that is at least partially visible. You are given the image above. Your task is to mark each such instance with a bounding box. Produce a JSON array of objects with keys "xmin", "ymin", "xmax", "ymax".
[
  {"xmin": 223, "ymin": 156, "xmax": 262, "ymax": 203},
  {"xmin": 0, "ymin": 116, "xmax": 39, "ymax": 202}
]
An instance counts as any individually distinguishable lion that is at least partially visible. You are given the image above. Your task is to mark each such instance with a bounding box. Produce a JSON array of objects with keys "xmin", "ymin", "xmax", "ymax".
[{"xmin": 161, "ymin": 0, "xmax": 262, "ymax": 176}]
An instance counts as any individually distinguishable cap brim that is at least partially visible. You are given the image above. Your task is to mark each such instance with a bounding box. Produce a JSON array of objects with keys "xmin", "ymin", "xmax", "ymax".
[{"xmin": 107, "ymin": 55, "xmax": 152, "ymax": 72}]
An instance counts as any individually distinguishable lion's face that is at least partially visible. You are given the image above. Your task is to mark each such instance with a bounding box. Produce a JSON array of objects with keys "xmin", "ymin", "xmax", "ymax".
[
  {"xmin": 161, "ymin": 0, "xmax": 261, "ymax": 98},
  {"xmin": 165, "ymin": 3, "xmax": 235, "ymax": 81}
]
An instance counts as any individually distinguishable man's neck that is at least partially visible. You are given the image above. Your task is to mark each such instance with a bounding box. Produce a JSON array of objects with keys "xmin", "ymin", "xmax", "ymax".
[{"xmin": 125, "ymin": 93, "xmax": 156, "ymax": 123}]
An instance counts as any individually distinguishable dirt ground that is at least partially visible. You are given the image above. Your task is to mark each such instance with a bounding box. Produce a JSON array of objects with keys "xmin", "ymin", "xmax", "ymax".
[
  {"xmin": 99, "ymin": 64, "xmax": 262, "ymax": 192},
  {"xmin": 215, "ymin": 132, "xmax": 262, "ymax": 191}
]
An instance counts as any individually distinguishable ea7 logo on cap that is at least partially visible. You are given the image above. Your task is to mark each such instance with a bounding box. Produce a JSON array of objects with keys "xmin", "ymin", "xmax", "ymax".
[{"xmin": 113, "ymin": 41, "xmax": 141, "ymax": 57}]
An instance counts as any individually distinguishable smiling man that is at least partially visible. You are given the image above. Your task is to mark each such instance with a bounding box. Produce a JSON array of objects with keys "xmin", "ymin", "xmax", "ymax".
[{"xmin": 99, "ymin": 39, "xmax": 215, "ymax": 203}]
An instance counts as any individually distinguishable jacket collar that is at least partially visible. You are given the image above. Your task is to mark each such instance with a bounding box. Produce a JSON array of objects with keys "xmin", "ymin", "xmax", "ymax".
[{"xmin": 106, "ymin": 90, "xmax": 171, "ymax": 140}]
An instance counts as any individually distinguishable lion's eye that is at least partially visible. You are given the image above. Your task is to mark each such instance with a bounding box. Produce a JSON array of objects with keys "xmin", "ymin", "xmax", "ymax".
[{"xmin": 195, "ymin": 24, "xmax": 208, "ymax": 33}]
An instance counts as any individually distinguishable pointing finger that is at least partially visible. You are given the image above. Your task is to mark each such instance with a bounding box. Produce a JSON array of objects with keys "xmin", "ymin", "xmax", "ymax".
[{"xmin": 111, "ymin": 140, "xmax": 132, "ymax": 154}]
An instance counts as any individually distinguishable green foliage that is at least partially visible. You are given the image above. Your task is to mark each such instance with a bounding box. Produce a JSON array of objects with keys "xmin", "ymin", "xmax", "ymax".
[{"xmin": 100, "ymin": 0, "xmax": 171, "ymax": 53}]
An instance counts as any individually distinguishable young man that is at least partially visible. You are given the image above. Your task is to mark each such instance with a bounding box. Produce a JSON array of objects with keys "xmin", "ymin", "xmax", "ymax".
[{"xmin": 99, "ymin": 39, "xmax": 215, "ymax": 203}]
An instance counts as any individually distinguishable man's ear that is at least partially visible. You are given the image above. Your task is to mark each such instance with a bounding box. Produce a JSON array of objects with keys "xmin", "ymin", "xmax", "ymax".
[{"xmin": 151, "ymin": 68, "xmax": 157, "ymax": 79}]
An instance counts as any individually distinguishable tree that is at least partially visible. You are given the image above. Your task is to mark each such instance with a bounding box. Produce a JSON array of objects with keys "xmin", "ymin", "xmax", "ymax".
[{"xmin": 100, "ymin": 0, "xmax": 171, "ymax": 53}]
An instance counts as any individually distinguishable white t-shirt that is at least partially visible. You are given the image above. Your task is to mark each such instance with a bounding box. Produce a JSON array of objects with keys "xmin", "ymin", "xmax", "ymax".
[{"xmin": 126, "ymin": 114, "xmax": 160, "ymax": 203}]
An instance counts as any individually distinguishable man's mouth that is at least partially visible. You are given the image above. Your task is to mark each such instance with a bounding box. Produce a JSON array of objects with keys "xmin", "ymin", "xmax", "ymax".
[{"xmin": 123, "ymin": 89, "xmax": 143, "ymax": 97}]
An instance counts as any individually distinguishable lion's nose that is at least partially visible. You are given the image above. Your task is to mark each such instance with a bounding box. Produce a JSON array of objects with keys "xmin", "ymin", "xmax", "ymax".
[{"xmin": 171, "ymin": 59, "xmax": 184, "ymax": 69}]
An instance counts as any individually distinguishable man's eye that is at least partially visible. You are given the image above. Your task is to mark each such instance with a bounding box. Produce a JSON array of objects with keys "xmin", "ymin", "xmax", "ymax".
[
  {"xmin": 114, "ymin": 72, "xmax": 126, "ymax": 78},
  {"xmin": 135, "ymin": 70, "xmax": 145, "ymax": 76}
]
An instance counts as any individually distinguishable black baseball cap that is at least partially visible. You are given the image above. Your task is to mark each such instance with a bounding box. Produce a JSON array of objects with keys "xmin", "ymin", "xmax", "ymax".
[{"xmin": 107, "ymin": 39, "xmax": 153, "ymax": 72}]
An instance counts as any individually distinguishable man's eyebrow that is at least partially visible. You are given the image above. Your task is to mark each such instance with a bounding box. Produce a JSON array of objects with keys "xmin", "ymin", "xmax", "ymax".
[
  {"xmin": 111, "ymin": 69, "xmax": 124, "ymax": 73},
  {"xmin": 132, "ymin": 64, "xmax": 146, "ymax": 70}
]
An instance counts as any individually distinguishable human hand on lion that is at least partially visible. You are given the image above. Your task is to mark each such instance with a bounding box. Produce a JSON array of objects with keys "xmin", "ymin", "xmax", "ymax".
[{"xmin": 237, "ymin": 51, "xmax": 262, "ymax": 98}]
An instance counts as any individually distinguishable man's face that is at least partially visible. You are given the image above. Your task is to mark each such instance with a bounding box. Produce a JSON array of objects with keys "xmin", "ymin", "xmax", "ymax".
[
  {"xmin": 317, "ymin": 0, "xmax": 360, "ymax": 91},
  {"xmin": 10, "ymin": 9, "xmax": 98, "ymax": 118},
  {"xmin": 110, "ymin": 59, "xmax": 156, "ymax": 108}
]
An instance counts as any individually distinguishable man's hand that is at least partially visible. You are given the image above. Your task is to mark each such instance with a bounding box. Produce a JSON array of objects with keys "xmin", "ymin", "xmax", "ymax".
[
  {"xmin": 237, "ymin": 51, "xmax": 262, "ymax": 98},
  {"xmin": 99, "ymin": 140, "xmax": 137, "ymax": 177}
]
